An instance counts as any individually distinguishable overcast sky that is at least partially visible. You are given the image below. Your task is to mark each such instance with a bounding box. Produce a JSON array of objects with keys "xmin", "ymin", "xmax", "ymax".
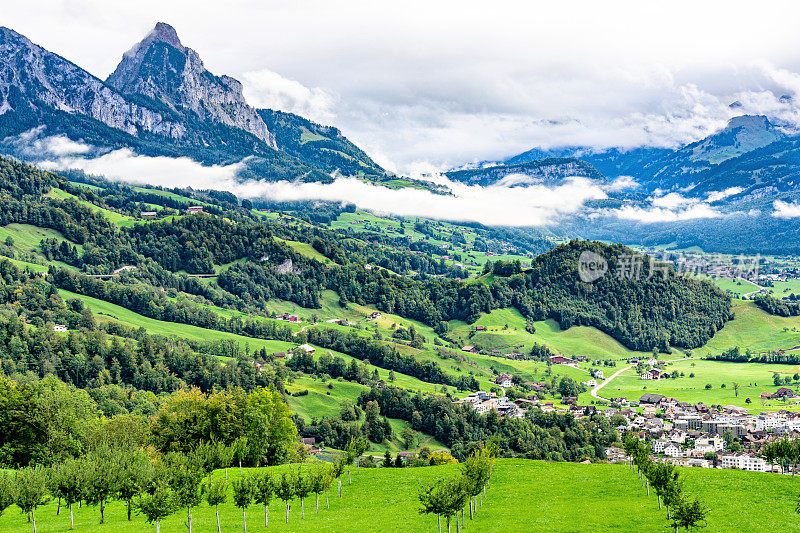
[{"xmin": 5, "ymin": 0, "xmax": 800, "ymax": 173}]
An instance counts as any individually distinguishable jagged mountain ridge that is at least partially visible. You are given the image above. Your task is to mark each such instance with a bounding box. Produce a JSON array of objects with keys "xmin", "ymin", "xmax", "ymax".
[
  {"xmin": 0, "ymin": 23, "xmax": 385, "ymax": 183},
  {"xmin": 506, "ymin": 115, "xmax": 799, "ymax": 199}
]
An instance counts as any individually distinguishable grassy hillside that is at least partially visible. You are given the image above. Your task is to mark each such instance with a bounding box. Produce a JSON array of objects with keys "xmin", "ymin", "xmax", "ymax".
[
  {"xmin": 449, "ymin": 307, "xmax": 660, "ymax": 360},
  {"xmin": 694, "ymin": 300, "xmax": 800, "ymax": 355},
  {"xmin": 0, "ymin": 458, "xmax": 796, "ymax": 532},
  {"xmin": 58, "ymin": 289, "xmax": 295, "ymax": 352}
]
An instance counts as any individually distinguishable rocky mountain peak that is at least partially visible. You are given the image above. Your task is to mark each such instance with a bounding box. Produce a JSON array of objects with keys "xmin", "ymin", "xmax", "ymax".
[
  {"xmin": 147, "ymin": 22, "xmax": 184, "ymax": 50},
  {"xmin": 107, "ymin": 23, "xmax": 276, "ymax": 149}
]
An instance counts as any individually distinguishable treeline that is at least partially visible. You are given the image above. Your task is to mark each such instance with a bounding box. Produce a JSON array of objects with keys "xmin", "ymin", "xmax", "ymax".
[
  {"xmin": 49, "ymin": 267, "xmax": 296, "ymax": 343},
  {"xmin": 706, "ymin": 346, "xmax": 800, "ymax": 365},
  {"xmin": 754, "ymin": 294, "xmax": 800, "ymax": 317},
  {"xmin": 304, "ymin": 328, "xmax": 479, "ymax": 391},
  {"xmin": 356, "ymin": 386, "xmax": 616, "ymax": 461},
  {"xmin": 0, "ymin": 375, "xmax": 296, "ymax": 468}
]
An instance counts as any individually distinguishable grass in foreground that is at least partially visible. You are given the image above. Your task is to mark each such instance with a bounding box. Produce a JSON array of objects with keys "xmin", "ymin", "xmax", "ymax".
[{"xmin": 0, "ymin": 459, "xmax": 796, "ymax": 532}]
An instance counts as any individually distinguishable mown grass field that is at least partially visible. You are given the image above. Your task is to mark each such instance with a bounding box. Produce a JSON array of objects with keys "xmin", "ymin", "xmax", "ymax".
[
  {"xmin": 593, "ymin": 358, "xmax": 800, "ymax": 410},
  {"xmin": 0, "ymin": 223, "xmax": 83, "ymax": 255},
  {"xmin": 448, "ymin": 307, "xmax": 660, "ymax": 361},
  {"xmin": 47, "ymin": 188, "xmax": 136, "ymax": 227},
  {"xmin": 0, "ymin": 459, "xmax": 796, "ymax": 532},
  {"xmin": 693, "ymin": 300, "xmax": 800, "ymax": 356}
]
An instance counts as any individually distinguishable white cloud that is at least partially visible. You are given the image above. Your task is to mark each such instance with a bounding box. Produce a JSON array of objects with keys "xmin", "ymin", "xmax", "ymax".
[
  {"xmin": 32, "ymin": 133, "xmax": 606, "ymax": 226},
  {"xmin": 242, "ymin": 69, "xmax": 336, "ymax": 124},
  {"xmin": 652, "ymin": 192, "xmax": 695, "ymax": 209},
  {"xmin": 612, "ymin": 191, "xmax": 724, "ymax": 222},
  {"xmin": 706, "ymin": 187, "xmax": 744, "ymax": 202},
  {"xmin": 40, "ymin": 148, "xmax": 243, "ymax": 188},
  {"xmin": 615, "ymin": 203, "xmax": 721, "ymax": 223},
  {"xmin": 773, "ymin": 200, "xmax": 800, "ymax": 219},
  {"xmin": 606, "ymin": 175, "xmax": 640, "ymax": 192}
]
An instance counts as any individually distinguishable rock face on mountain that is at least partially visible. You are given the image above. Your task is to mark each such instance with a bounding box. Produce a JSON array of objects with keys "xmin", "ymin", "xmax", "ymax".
[
  {"xmin": 106, "ymin": 22, "xmax": 276, "ymax": 149},
  {"xmin": 0, "ymin": 26, "xmax": 186, "ymax": 138},
  {"xmin": 0, "ymin": 23, "xmax": 385, "ymax": 183}
]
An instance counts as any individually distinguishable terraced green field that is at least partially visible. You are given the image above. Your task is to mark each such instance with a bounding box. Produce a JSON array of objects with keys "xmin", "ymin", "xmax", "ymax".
[
  {"xmin": 0, "ymin": 459, "xmax": 795, "ymax": 532},
  {"xmin": 449, "ymin": 307, "xmax": 658, "ymax": 361},
  {"xmin": 275, "ymin": 237, "xmax": 337, "ymax": 264},
  {"xmin": 0, "ymin": 223, "xmax": 82, "ymax": 255},
  {"xmin": 47, "ymin": 188, "xmax": 136, "ymax": 227}
]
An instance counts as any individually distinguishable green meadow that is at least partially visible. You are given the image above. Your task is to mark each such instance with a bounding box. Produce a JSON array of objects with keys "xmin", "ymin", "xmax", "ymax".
[
  {"xmin": 594, "ymin": 358, "xmax": 800, "ymax": 409},
  {"xmin": 0, "ymin": 459, "xmax": 796, "ymax": 532}
]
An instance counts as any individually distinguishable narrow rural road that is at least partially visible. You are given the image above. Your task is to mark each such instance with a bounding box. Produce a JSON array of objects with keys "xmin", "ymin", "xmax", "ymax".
[
  {"xmin": 589, "ymin": 355, "xmax": 698, "ymax": 402},
  {"xmin": 293, "ymin": 323, "xmax": 312, "ymax": 337},
  {"xmin": 590, "ymin": 365, "xmax": 631, "ymax": 402}
]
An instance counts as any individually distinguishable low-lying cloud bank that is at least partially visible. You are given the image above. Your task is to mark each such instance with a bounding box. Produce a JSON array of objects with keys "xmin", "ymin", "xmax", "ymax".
[
  {"xmin": 31, "ymin": 132, "xmax": 608, "ymax": 226},
  {"xmin": 773, "ymin": 200, "xmax": 800, "ymax": 219},
  {"xmin": 19, "ymin": 130, "xmax": 791, "ymax": 227}
]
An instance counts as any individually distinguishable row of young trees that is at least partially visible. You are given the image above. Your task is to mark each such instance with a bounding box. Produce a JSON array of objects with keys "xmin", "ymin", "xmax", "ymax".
[
  {"xmin": 623, "ymin": 434, "xmax": 710, "ymax": 532},
  {"xmin": 418, "ymin": 445, "xmax": 496, "ymax": 533}
]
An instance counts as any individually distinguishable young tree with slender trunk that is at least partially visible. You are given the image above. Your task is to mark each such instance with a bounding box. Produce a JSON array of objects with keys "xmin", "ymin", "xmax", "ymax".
[
  {"xmin": 167, "ymin": 452, "xmax": 204, "ymax": 533},
  {"xmin": 0, "ymin": 473, "xmax": 14, "ymax": 520},
  {"xmin": 49, "ymin": 458, "xmax": 83, "ymax": 529},
  {"xmin": 206, "ymin": 479, "xmax": 228, "ymax": 533},
  {"xmin": 322, "ymin": 468, "xmax": 333, "ymax": 509},
  {"xmin": 671, "ymin": 497, "xmax": 710, "ymax": 533},
  {"xmin": 276, "ymin": 471, "xmax": 297, "ymax": 524},
  {"xmin": 15, "ymin": 467, "xmax": 50, "ymax": 533},
  {"xmin": 135, "ymin": 479, "xmax": 178, "ymax": 533},
  {"xmin": 82, "ymin": 448, "xmax": 118, "ymax": 524},
  {"xmin": 308, "ymin": 465, "xmax": 327, "ymax": 514},
  {"xmin": 116, "ymin": 448, "xmax": 153, "ymax": 521},
  {"xmin": 253, "ymin": 472, "xmax": 274, "ymax": 527},
  {"xmin": 295, "ymin": 467, "xmax": 312, "ymax": 518},
  {"xmin": 232, "ymin": 474, "xmax": 255, "ymax": 533},
  {"xmin": 663, "ymin": 477, "xmax": 684, "ymax": 521},
  {"xmin": 331, "ymin": 458, "xmax": 346, "ymax": 497}
]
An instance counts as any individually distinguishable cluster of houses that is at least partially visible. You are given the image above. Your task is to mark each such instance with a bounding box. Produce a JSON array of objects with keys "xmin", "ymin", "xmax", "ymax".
[
  {"xmin": 614, "ymin": 392, "xmax": 800, "ymax": 473},
  {"xmin": 454, "ymin": 390, "xmax": 534, "ymax": 418}
]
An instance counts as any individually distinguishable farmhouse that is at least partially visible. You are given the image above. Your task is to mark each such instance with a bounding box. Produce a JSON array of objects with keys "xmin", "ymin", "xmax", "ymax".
[
  {"xmin": 462, "ymin": 345, "xmax": 478, "ymax": 353},
  {"xmin": 295, "ymin": 344, "xmax": 316, "ymax": 355},
  {"xmin": 639, "ymin": 393, "xmax": 666, "ymax": 405},
  {"xmin": 640, "ymin": 368, "xmax": 663, "ymax": 380},
  {"xmin": 369, "ymin": 312, "xmax": 382, "ymax": 320},
  {"xmin": 495, "ymin": 373, "xmax": 513, "ymax": 388},
  {"xmin": 775, "ymin": 387, "xmax": 797, "ymax": 399},
  {"xmin": 52, "ymin": 324, "xmax": 68, "ymax": 333},
  {"xmin": 140, "ymin": 211, "xmax": 157, "ymax": 218},
  {"xmin": 549, "ymin": 355, "xmax": 574, "ymax": 365},
  {"xmin": 475, "ymin": 325, "xmax": 486, "ymax": 331},
  {"xmin": 187, "ymin": 206, "xmax": 203, "ymax": 213}
]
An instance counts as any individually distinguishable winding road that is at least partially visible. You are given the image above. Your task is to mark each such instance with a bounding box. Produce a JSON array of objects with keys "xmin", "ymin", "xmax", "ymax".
[
  {"xmin": 590, "ymin": 365, "xmax": 632, "ymax": 402},
  {"xmin": 589, "ymin": 356, "xmax": 699, "ymax": 402}
]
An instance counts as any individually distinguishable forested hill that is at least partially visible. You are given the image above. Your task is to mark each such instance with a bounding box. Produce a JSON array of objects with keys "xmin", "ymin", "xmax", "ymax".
[
  {"xmin": 0, "ymin": 154, "xmax": 731, "ymax": 354},
  {"xmin": 522, "ymin": 241, "xmax": 732, "ymax": 351}
]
